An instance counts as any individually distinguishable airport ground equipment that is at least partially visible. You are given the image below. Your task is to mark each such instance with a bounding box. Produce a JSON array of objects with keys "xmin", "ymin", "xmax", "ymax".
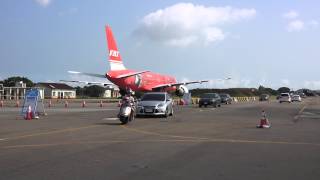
[{"xmin": 21, "ymin": 89, "xmax": 46, "ymax": 119}]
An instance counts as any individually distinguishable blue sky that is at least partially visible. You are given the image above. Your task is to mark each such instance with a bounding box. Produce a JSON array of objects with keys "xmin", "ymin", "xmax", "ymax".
[{"xmin": 0, "ymin": 0, "xmax": 319, "ymax": 90}]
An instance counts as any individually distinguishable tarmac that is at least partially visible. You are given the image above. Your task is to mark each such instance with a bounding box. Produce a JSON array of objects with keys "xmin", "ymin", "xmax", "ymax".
[{"xmin": 0, "ymin": 98, "xmax": 320, "ymax": 180}]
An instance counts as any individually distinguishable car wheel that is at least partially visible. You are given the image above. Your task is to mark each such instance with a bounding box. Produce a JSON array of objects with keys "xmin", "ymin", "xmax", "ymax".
[
  {"xmin": 169, "ymin": 107, "xmax": 173, "ymax": 116},
  {"xmin": 164, "ymin": 108, "xmax": 169, "ymax": 118}
]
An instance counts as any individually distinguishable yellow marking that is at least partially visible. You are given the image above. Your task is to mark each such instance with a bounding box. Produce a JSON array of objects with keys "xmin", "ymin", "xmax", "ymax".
[
  {"xmin": 0, "ymin": 125, "xmax": 100, "ymax": 142},
  {"xmin": 121, "ymin": 125, "xmax": 209, "ymax": 140},
  {"xmin": 294, "ymin": 105, "xmax": 307, "ymax": 120},
  {"xmin": 2, "ymin": 138, "xmax": 320, "ymax": 149}
]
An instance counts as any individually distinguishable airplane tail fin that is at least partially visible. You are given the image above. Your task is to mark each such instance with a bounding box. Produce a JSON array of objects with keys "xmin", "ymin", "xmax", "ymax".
[{"xmin": 105, "ymin": 25, "xmax": 126, "ymax": 71}]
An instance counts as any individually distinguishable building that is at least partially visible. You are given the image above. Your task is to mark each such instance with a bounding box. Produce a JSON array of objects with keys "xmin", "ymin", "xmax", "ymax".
[
  {"xmin": 0, "ymin": 82, "xmax": 42, "ymax": 100},
  {"xmin": 102, "ymin": 86, "xmax": 121, "ymax": 98},
  {"xmin": 35, "ymin": 83, "xmax": 76, "ymax": 99}
]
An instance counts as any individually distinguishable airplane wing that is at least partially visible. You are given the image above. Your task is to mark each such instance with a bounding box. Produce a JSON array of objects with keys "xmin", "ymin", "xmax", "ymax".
[
  {"xmin": 60, "ymin": 80, "xmax": 113, "ymax": 86},
  {"xmin": 115, "ymin": 70, "xmax": 150, "ymax": 78},
  {"xmin": 151, "ymin": 80, "xmax": 209, "ymax": 90},
  {"xmin": 68, "ymin": 71, "xmax": 106, "ymax": 78},
  {"xmin": 151, "ymin": 77, "xmax": 231, "ymax": 90}
]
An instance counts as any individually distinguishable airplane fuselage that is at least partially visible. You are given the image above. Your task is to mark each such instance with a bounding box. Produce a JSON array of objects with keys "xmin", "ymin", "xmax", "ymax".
[{"xmin": 106, "ymin": 70, "xmax": 177, "ymax": 92}]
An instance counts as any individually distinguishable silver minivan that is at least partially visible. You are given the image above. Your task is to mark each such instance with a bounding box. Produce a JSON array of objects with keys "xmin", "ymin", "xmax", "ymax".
[{"xmin": 136, "ymin": 92, "xmax": 173, "ymax": 117}]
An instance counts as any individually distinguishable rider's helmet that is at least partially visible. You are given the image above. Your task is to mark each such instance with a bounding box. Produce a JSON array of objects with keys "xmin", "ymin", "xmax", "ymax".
[{"xmin": 126, "ymin": 87, "xmax": 135, "ymax": 96}]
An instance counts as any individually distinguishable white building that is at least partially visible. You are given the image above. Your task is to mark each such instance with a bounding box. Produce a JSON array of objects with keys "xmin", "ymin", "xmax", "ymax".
[{"xmin": 35, "ymin": 83, "xmax": 76, "ymax": 99}]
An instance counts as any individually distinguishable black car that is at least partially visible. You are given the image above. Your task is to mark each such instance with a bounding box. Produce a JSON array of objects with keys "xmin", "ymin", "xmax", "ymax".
[
  {"xmin": 259, "ymin": 94, "xmax": 270, "ymax": 101},
  {"xmin": 199, "ymin": 93, "xmax": 221, "ymax": 108},
  {"xmin": 219, "ymin": 93, "xmax": 232, "ymax": 104}
]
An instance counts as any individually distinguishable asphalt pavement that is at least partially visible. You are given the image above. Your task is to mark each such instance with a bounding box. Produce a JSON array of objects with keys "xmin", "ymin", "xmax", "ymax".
[{"xmin": 0, "ymin": 98, "xmax": 319, "ymax": 180}]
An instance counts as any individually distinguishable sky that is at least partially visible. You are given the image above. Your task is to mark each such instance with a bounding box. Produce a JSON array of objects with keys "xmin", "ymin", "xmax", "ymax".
[{"xmin": 0, "ymin": 0, "xmax": 319, "ymax": 90}]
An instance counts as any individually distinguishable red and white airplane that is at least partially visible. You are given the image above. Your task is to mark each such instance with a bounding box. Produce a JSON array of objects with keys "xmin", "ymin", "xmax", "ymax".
[{"xmin": 62, "ymin": 25, "xmax": 230, "ymax": 96}]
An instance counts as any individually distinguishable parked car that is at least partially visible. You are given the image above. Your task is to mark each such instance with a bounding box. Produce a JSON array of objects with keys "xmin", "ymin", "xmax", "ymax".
[
  {"xmin": 219, "ymin": 93, "xmax": 232, "ymax": 104},
  {"xmin": 259, "ymin": 94, "xmax": 270, "ymax": 101},
  {"xmin": 199, "ymin": 93, "xmax": 221, "ymax": 108},
  {"xmin": 136, "ymin": 92, "xmax": 173, "ymax": 117},
  {"xmin": 292, "ymin": 95, "xmax": 302, "ymax": 102},
  {"xmin": 279, "ymin": 93, "xmax": 292, "ymax": 103}
]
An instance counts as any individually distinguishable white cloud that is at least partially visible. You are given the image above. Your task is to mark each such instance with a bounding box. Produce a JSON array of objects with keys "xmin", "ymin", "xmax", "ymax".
[
  {"xmin": 135, "ymin": 3, "xmax": 256, "ymax": 47},
  {"xmin": 283, "ymin": 10, "xmax": 299, "ymax": 19},
  {"xmin": 308, "ymin": 20, "xmax": 319, "ymax": 28},
  {"xmin": 35, "ymin": 0, "xmax": 51, "ymax": 7},
  {"xmin": 287, "ymin": 20, "xmax": 305, "ymax": 32},
  {"xmin": 304, "ymin": 81, "xmax": 320, "ymax": 90},
  {"xmin": 281, "ymin": 79, "xmax": 290, "ymax": 86}
]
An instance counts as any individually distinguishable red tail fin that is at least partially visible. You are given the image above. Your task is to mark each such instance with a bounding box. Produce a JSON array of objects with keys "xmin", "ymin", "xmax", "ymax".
[{"xmin": 105, "ymin": 25, "xmax": 126, "ymax": 70}]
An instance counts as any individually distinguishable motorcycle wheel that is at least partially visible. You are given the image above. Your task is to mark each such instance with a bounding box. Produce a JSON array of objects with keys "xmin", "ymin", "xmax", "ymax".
[{"xmin": 119, "ymin": 116, "xmax": 129, "ymax": 124}]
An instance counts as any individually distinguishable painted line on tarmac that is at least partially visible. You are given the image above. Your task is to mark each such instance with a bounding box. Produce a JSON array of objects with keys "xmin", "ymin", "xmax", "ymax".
[
  {"xmin": 3, "ymin": 138, "xmax": 320, "ymax": 149},
  {"xmin": 121, "ymin": 125, "xmax": 209, "ymax": 140},
  {"xmin": 294, "ymin": 105, "xmax": 307, "ymax": 120},
  {"xmin": 102, "ymin": 117, "xmax": 119, "ymax": 121},
  {"xmin": 0, "ymin": 125, "xmax": 100, "ymax": 142}
]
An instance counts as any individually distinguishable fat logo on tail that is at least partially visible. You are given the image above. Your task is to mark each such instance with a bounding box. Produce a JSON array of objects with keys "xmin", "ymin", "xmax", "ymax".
[{"xmin": 105, "ymin": 25, "xmax": 126, "ymax": 70}]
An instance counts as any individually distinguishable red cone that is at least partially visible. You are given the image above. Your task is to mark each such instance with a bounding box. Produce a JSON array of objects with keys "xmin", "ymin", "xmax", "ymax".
[
  {"xmin": 0, "ymin": 100, "xmax": 3, "ymax": 108},
  {"xmin": 64, "ymin": 101, "xmax": 68, "ymax": 108},
  {"xmin": 48, "ymin": 100, "xmax": 52, "ymax": 108},
  {"xmin": 25, "ymin": 105, "xmax": 32, "ymax": 120},
  {"xmin": 82, "ymin": 100, "xmax": 86, "ymax": 108},
  {"xmin": 99, "ymin": 100, "xmax": 103, "ymax": 108}
]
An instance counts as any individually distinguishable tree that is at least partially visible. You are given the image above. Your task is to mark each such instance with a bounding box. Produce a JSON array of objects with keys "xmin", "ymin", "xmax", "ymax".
[
  {"xmin": 84, "ymin": 85, "xmax": 105, "ymax": 97},
  {"xmin": 3, "ymin": 76, "xmax": 34, "ymax": 87},
  {"xmin": 277, "ymin": 87, "xmax": 290, "ymax": 93}
]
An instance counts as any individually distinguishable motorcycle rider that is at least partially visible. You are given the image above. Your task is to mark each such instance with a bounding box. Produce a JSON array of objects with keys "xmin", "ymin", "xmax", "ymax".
[{"xmin": 119, "ymin": 88, "xmax": 136, "ymax": 122}]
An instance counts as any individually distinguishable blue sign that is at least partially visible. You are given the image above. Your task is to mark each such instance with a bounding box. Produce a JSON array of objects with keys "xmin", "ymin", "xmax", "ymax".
[{"xmin": 21, "ymin": 89, "xmax": 40, "ymax": 116}]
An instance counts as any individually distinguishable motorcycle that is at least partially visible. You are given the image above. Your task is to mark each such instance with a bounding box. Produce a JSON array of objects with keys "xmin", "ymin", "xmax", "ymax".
[{"xmin": 119, "ymin": 95, "xmax": 135, "ymax": 124}]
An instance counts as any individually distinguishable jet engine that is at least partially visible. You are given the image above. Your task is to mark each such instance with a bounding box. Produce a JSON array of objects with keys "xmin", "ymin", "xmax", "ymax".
[{"xmin": 175, "ymin": 85, "xmax": 189, "ymax": 96}]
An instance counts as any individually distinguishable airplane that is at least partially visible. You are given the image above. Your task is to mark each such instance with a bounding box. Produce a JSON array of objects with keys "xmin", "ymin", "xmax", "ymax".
[{"xmin": 62, "ymin": 25, "xmax": 230, "ymax": 96}]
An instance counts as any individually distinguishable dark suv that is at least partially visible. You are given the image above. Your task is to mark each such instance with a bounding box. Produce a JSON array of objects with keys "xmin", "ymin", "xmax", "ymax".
[
  {"xmin": 219, "ymin": 93, "xmax": 232, "ymax": 104},
  {"xmin": 199, "ymin": 93, "xmax": 221, "ymax": 108}
]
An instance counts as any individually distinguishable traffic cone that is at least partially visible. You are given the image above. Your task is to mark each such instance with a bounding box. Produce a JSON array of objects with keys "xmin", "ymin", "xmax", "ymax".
[
  {"xmin": 0, "ymin": 100, "xmax": 3, "ymax": 108},
  {"xmin": 99, "ymin": 100, "xmax": 103, "ymax": 108},
  {"xmin": 82, "ymin": 100, "xmax": 86, "ymax": 108},
  {"xmin": 257, "ymin": 110, "xmax": 271, "ymax": 128},
  {"xmin": 25, "ymin": 105, "xmax": 32, "ymax": 120},
  {"xmin": 16, "ymin": 100, "xmax": 19, "ymax": 107},
  {"xmin": 48, "ymin": 100, "xmax": 52, "ymax": 108},
  {"xmin": 118, "ymin": 100, "xmax": 121, "ymax": 107},
  {"xmin": 64, "ymin": 101, "xmax": 68, "ymax": 108}
]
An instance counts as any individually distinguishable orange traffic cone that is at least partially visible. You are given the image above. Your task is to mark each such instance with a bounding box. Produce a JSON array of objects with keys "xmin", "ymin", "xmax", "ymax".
[
  {"xmin": 118, "ymin": 100, "xmax": 121, "ymax": 107},
  {"xmin": 25, "ymin": 105, "xmax": 32, "ymax": 120},
  {"xmin": 0, "ymin": 100, "xmax": 3, "ymax": 108},
  {"xmin": 82, "ymin": 100, "xmax": 86, "ymax": 108},
  {"xmin": 16, "ymin": 100, "xmax": 20, "ymax": 107},
  {"xmin": 99, "ymin": 100, "xmax": 103, "ymax": 108},
  {"xmin": 64, "ymin": 101, "xmax": 68, "ymax": 108},
  {"xmin": 257, "ymin": 110, "xmax": 271, "ymax": 128},
  {"xmin": 48, "ymin": 100, "xmax": 52, "ymax": 108}
]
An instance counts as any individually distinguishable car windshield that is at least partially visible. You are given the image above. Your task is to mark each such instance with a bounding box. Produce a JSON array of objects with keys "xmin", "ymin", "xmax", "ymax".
[
  {"xmin": 219, "ymin": 94, "xmax": 228, "ymax": 98},
  {"xmin": 281, "ymin": 94, "xmax": 289, "ymax": 97},
  {"xmin": 141, "ymin": 94, "xmax": 165, "ymax": 101},
  {"xmin": 201, "ymin": 93, "xmax": 217, "ymax": 98}
]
